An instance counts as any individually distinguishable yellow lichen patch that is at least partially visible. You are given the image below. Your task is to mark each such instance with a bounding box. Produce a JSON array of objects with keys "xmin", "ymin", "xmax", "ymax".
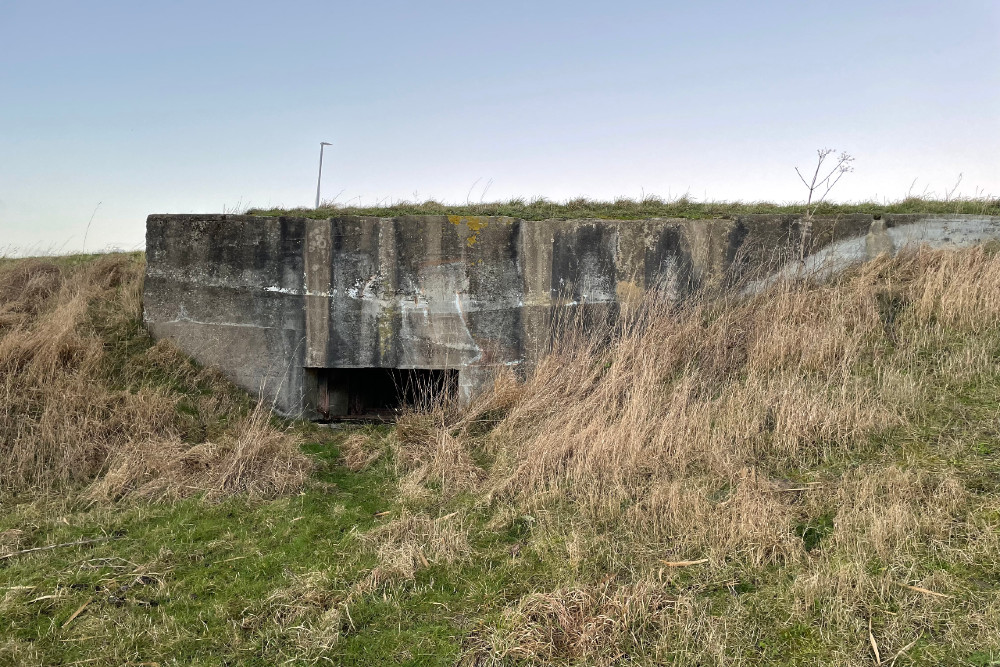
[{"xmin": 448, "ymin": 215, "xmax": 488, "ymax": 247}]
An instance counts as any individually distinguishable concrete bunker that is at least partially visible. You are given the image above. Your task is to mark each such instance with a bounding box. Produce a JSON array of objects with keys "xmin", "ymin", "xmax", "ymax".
[{"xmin": 143, "ymin": 212, "xmax": 1000, "ymax": 419}]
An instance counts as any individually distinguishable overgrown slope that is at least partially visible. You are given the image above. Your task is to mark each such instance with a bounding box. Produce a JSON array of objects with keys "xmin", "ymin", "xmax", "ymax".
[
  {"xmin": 0, "ymin": 253, "xmax": 310, "ymax": 499},
  {"xmin": 2, "ymin": 248, "xmax": 1000, "ymax": 666},
  {"xmin": 396, "ymin": 246, "xmax": 1000, "ymax": 665}
]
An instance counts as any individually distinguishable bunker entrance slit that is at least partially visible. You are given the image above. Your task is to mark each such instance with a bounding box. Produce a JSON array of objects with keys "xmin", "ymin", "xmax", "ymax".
[{"xmin": 306, "ymin": 367, "xmax": 458, "ymax": 420}]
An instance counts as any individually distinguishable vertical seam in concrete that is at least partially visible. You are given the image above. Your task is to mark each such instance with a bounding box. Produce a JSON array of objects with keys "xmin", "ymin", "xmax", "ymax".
[
  {"xmin": 375, "ymin": 217, "xmax": 399, "ymax": 366},
  {"xmin": 304, "ymin": 218, "xmax": 332, "ymax": 368}
]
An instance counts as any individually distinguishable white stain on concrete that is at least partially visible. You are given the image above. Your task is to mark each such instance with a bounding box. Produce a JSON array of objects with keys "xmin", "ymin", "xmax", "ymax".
[{"xmin": 749, "ymin": 216, "xmax": 1000, "ymax": 293}]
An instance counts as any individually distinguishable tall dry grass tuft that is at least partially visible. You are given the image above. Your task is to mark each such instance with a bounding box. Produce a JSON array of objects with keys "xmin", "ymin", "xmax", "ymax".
[
  {"xmin": 470, "ymin": 581, "xmax": 683, "ymax": 665},
  {"xmin": 392, "ymin": 410, "xmax": 485, "ymax": 501},
  {"xmin": 89, "ymin": 401, "xmax": 311, "ymax": 501},
  {"xmin": 449, "ymin": 249, "xmax": 1000, "ymax": 564},
  {"xmin": 362, "ymin": 510, "xmax": 471, "ymax": 584},
  {"xmin": 453, "ymin": 246, "xmax": 1000, "ymax": 664},
  {"xmin": 338, "ymin": 432, "xmax": 383, "ymax": 472},
  {"xmin": 0, "ymin": 254, "xmax": 310, "ymax": 500},
  {"xmin": 248, "ymin": 570, "xmax": 347, "ymax": 656}
]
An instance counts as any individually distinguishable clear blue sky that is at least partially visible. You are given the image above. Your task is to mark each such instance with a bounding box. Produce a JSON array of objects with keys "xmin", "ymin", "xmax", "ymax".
[{"xmin": 2, "ymin": 0, "xmax": 998, "ymax": 254}]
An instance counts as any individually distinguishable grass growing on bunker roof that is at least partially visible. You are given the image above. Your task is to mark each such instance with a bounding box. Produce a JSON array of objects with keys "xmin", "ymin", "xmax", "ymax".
[
  {"xmin": 249, "ymin": 194, "xmax": 1000, "ymax": 220},
  {"xmin": 4, "ymin": 248, "xmax": 1000, "ymax": 665}
]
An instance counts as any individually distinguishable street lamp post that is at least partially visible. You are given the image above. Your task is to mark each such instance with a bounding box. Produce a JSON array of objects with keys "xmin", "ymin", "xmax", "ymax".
[{"xmin": 315, "ymin": 141, "xmax": 332, "ymax": 209}]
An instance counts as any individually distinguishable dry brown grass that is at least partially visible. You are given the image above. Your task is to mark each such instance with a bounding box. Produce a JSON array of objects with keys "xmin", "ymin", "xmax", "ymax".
[
  {"xmin": 361, "ymin": 510, "xmax": 471, "ymax": 585},
  {"xmin": 246, "ymin": 511, "xmax": 470, "ymax": 658},
  {"xmin": 253, "ymin": 570, "xmax": 347, "ymax": 654},
  {"xmin": 89, "ymin": 401, "xmax": 311, "ymax": 501},
  {"xmin": 338, "ymin": 432, "xmax": 382, "ymax": 472},
  {"xmin": 392, "ymin": 412, "xmax": 485, "ymax": 500},
  {"xmin": 470, "ymin": 249, "xmax": 1000, "ymax": 561},
  {"xmin": 435, "ymin": 247, "xmax": 1000, "ymax": 664},
  {"xmin": 469, "ymin": 581, "xmax": 684, "ymax": 666},
  {"xmin": 0, "ymin": 254, "xmax": 311, "ymax": 500}
]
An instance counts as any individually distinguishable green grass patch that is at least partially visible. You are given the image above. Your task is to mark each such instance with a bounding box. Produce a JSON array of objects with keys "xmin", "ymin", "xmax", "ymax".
[{"xmin": 249, "ymin": 195, "xmax": 1000, "ymax": 221}]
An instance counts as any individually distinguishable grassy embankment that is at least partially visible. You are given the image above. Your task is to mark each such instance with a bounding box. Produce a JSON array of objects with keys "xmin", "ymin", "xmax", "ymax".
[
  {"xmin": 248, "ymin": 194, "xmax": 1000, "ymax": 220},
  {"xmin": 2, "ymin": 237, "xmax": 1000, "ymax": 665}
]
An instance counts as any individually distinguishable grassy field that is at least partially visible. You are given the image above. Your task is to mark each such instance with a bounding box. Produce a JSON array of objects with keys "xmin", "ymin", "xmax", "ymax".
[
  {"xmin": 2, "ymin": 249, "xmax": 1000, "ymax": 665},
  {"xmin": 247, "ymin": 195, "xmax": 1000, "ymax": 221}
]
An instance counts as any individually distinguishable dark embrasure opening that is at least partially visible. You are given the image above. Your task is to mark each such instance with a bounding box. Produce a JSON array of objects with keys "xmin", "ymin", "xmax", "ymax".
[{"xmin": 306, "ymin": 367, "xmax": 458, "ymax": 420}]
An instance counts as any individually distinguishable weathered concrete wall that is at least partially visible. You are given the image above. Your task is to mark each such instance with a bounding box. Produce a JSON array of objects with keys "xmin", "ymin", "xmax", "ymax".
[
  {"xmin": 144, "ymin": 213, "xmax": 1000, "ymax": 417},
  {"xmin": 144, "ymin": 216, "xmax": 309, "ymax": 412}
]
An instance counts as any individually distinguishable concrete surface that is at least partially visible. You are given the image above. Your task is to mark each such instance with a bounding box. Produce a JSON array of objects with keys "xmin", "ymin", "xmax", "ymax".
[{"xmin": 143, "ymin": 213, "xmax": 1000, "ymax": 418}]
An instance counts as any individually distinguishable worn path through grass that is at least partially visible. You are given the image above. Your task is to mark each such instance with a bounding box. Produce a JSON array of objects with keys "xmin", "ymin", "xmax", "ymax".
[
  {"xmin": 3, "ymin": 401, "xmax": 1000, "ymax": 665},
  {"xmin": 1, "ymin": 426, "xmax": 451, "ymax": 665}
]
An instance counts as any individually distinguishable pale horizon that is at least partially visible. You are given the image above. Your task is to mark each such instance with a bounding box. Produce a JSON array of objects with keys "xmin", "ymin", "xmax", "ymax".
[{"xmin": 2, "ymin": 0, "xmax": 998, "ymax": 255}]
